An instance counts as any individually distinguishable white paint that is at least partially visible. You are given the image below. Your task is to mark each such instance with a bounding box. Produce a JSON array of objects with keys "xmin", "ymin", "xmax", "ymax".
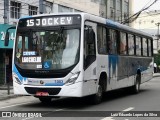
[{"xmin": 122, "ymin": 107, "xmax": 134, "ymax": 112}]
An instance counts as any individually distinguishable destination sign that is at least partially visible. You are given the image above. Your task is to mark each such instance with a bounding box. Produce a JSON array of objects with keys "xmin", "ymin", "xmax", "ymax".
[{"xmin": 18, "ymin": 15, "xmax": 81, "ymax": 27}]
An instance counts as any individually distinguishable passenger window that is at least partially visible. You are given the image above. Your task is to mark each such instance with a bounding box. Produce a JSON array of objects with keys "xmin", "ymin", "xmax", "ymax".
[
  {"xmin": 143, "ymin": 38, "xmax": 148, "ymax": 56},
  {"xmin": 128, "ymin": 34, "xmax": 134, "ymax": 55},
  {"xmin": 120, "ymin": 32, "xmax": 127, "ymax": 55},
  {"xmin": 148, "ymin": 39, "xmax": 152, "ymax": 57},
  {"xmin": 136, "ymin": 36, "xmax": 142, "ymax": 56},
  {"xmin": 97, "ymin": 25, "xmax": 107, "ymax": 54},
  {"xmin": 108, "ymin": 29, "xmax": 117, "ymax": 55}
]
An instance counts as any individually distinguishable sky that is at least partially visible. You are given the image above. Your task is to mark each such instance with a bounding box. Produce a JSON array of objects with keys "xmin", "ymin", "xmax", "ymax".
[{"xmin": 133, "ymin": 0, "xmax": 160, "ymax": 13}]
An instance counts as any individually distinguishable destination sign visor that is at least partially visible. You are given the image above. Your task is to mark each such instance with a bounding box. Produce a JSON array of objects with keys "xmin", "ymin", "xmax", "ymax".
[{"xmin": 18, "ymin": 15, "xmax": 81, "ymax": 27}]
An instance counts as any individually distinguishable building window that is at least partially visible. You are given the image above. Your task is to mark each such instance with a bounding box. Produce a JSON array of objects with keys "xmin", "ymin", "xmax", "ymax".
[
  {"xmin": 116, "ymin": 0, "xmax": 122, "ymax": 22},
  {"xmin": 10, "ymin": 1, "xmax": 21, "ymax": 19},
  {"xmin": 29, "ymin": 5, "xmax": 38, "ymax": 16},
  {"xmin": 123, "ymin": 0, "xmax": 129, "ymax": 24},
  {"xmin": 43, "ymin": 1, "xmax": 53, "ymax": 13},
  {"xmin": 110, "ymin": 0, "xmax": 116, "ymax": 20}
]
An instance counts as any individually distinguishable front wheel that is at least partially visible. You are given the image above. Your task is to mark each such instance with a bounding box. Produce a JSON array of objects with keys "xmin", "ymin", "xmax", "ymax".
[
  {"xmin": 92, "ymin": 85, "xmax": 103, "ymax": 104},
  {"xmin": 39, "ymin": 97, "xmax": 52, "ymax": 103}
]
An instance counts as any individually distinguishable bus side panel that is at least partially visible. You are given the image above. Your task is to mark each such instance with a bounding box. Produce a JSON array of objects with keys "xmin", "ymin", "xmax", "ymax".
[
  {"xmin": 117, "ymin": 56, "xmax": 131, "ymax": 89},
  {"xmin": 97, "ymin": 55, "xmax": 119, "ymax": 91},
  {"xmin": 83, "ymin": 61, "xmax": 98, "ymax": 96},
  {"xmin": 96, "ymin": 55, "xmax": 110, "ymax": 91},
  {"xmin": 116, "ymin": 56, "xmax": 153, "ymax": 89}
]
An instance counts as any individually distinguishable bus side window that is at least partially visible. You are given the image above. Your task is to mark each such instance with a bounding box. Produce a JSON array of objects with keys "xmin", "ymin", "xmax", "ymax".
[
  {"xmin": 108, "ymin": 29, "xmax": 117, "ymax": 55},
  {"xmin": 148, "ymin": 39, "xmax": 152, "ymax": 57},
  {"xmin": 120, "ymin": 32, "xmax": 127, "ymax": 55},
  {"xmin": 97, "ymin": 25, "xmax": 107, "ymax": 54},
  {"xmin": 142, "ymin": 38, "xmax": 148, "ymax": 56},
  {"xmin": 128, "ymin": 34, "xmax": 134, "ymax": 55}
]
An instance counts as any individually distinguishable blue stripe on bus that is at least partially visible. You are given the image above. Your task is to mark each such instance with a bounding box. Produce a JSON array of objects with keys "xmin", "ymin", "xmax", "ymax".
[
  {"xmin": 108, "ymin": 55, "xmax": 119, "ymax": 83},
  {"xmin": 45, "ymin": 83, "xmax": 64, "ymax": 86},
  {"xmin": 106, "ymin": 19, "xmax": 118, "ymax": 28},
  {"xmin": 19, "ymin": 16, "xmax": 32, "ymax": 20},
  {"xmin": 13, "ymin": 64, "xmax": 26, "ymax": 81}
]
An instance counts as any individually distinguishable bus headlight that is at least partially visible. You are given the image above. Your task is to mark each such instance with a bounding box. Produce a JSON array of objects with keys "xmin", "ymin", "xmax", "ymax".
[
  {"xmin": 65, "ymin": 72, "xmax": 80, "ymax": 85},
  {"xmin": 13, "ymin": 73, "xmax": 22, "ymax": 85}
]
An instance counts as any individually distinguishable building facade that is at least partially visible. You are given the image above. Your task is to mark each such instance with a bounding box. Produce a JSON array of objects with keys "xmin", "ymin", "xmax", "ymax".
[
  {"xmin": 132, "ymin": 10, "xmax": 160, "ymax": 54},
  {"xmin": 0, "ymin": 0, "xmax": 132, "ymax": 84}
]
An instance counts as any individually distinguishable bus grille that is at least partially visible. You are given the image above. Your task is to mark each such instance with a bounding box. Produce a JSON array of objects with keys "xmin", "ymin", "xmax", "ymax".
[{"xmin": 24, "ymin": 87, "xmax": 61, "ymax": 95}]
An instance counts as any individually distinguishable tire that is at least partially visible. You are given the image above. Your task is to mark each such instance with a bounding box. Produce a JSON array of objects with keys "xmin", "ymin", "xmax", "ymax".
[
  {"xmin": 131, "ymin": 74, "xmax": 141, "ymax": 94},
  {"xmin": 92, "ymin": 85, "xmax": 103, "ymax": 104},
  {"xmin": 39, "ymin": 97, "xmax": 52, "ymax": 103}
]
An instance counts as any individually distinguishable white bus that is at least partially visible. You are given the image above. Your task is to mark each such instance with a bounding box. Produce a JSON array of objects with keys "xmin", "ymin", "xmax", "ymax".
[{"xmin": 5, "ymin": 13, "xmax": 153, "ymax": 104}]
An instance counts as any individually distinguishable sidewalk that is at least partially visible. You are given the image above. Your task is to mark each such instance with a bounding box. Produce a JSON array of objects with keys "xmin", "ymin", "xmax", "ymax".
[
  {"xmin": 153, "ymin": 73, "xmax": 160, "ymax": 77},
  {"xmin": 0, "ymin": 84, "xmax": 17, "ymax": 101}
]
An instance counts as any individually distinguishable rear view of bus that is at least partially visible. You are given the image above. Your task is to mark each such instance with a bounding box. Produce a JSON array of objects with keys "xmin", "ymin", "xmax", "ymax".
[{"xmin": 12, "ymin": 14, "xmax": 85, "ymax": 102}]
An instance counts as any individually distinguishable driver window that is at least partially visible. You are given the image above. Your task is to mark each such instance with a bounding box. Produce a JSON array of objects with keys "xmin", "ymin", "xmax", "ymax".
[
  {"xmin": 84, "ymin": 24, "xmax": 96, "ymax": 69},
  {"xmin": 84, "ymin": 25, "xmax": 96, "ymax": 58}
]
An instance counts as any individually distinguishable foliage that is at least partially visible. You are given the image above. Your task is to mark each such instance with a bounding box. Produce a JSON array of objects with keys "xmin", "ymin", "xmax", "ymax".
[{"xmin": 154, "ymin": 50, "xmax": 160, "ymax": 66}]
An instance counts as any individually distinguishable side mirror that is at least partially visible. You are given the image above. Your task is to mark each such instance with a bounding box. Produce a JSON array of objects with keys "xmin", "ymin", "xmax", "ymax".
[
  {"xmin": 4, "ymin": 26, "xmax": 16, "ymax": 46},
  {"xmin": 4, "ymin": 32, "xmax": 9, "ymax": 46}
]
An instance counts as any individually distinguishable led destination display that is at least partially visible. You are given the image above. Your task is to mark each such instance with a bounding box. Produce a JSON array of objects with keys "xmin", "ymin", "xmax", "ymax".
[{"xmin": 18, "ymin": 15, "xmax": 81, "ymax": 28}]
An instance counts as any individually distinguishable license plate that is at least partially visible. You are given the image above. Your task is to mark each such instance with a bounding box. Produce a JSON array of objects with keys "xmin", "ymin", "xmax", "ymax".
[{"xmin": 36, "ymin": 92, "xmax": 49, "ymax": 96}]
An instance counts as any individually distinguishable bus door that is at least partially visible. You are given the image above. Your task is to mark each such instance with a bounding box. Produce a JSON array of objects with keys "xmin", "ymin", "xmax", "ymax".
[{"xmin": 83, "ymin": 21, "xmax": 97, "ymax": 95}]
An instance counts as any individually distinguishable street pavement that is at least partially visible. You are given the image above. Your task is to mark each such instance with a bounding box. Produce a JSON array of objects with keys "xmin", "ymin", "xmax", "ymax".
[{"xmin": 0, "ymin": 73, "xmax": 160, "ymax": 101}]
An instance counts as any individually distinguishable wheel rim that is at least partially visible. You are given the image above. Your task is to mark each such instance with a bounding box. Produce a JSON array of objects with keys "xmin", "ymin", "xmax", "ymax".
[
  {"xmin": 136, "ymin": 81, "xmax": 139, "ymax": 91},
  {"xmin": 136, "ymin": 78, "xmax": 140, "ymax": 92}
]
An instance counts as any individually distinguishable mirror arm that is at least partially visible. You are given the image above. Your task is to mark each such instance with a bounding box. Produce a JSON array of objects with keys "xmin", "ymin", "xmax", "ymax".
[{"xmin": 4, "ymin": 26, "xmax": 16, "ymax": 46}]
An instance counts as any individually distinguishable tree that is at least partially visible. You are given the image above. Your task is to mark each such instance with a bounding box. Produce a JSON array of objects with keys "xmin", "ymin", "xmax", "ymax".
[{"xmin": 154, "ymin": 50, "xmax": 160, "ymax": 68}]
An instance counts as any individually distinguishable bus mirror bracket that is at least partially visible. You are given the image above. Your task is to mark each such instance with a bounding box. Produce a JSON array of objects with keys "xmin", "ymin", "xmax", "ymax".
[
  {"xmin": 4, "ymin": 26, "xmax": 16, "ymax": 46},
  {"xmin": 4, "ymin": 32, "xmax": 9, "ymax": 46}
]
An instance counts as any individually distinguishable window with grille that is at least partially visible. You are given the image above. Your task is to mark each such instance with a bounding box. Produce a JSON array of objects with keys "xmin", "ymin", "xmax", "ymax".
[
  {"xmin": 29, "ymin": 5, "xmax": 38, "ymax": 16},
  {"xmin": 10, "ymin": 1, "xmax": 21, "ymax": 19}
]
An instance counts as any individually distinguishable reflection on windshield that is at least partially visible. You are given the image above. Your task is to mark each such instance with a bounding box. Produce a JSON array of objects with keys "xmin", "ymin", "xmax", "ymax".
[{"xmin": 15, "ymin": 29, "xmax": 80, "ymax": 70}]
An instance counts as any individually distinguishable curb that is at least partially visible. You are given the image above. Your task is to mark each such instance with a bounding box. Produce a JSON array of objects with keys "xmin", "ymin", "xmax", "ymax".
[
  {"xmin": 153, "ymin": 73, "xmax": 160, "ymax": 77},
  {"xmin": 0, "ymin": 95, "xmax": 23, "ymax": 101},
  {"xmin": 0, "ymin": 86, "xmax": 13, "ymax": 90}
]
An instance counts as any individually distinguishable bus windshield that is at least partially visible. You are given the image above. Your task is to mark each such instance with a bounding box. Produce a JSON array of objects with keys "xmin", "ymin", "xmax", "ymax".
[{"xmin": 15, "ymin": 28, "xmax": 80, "ymax": 70}]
